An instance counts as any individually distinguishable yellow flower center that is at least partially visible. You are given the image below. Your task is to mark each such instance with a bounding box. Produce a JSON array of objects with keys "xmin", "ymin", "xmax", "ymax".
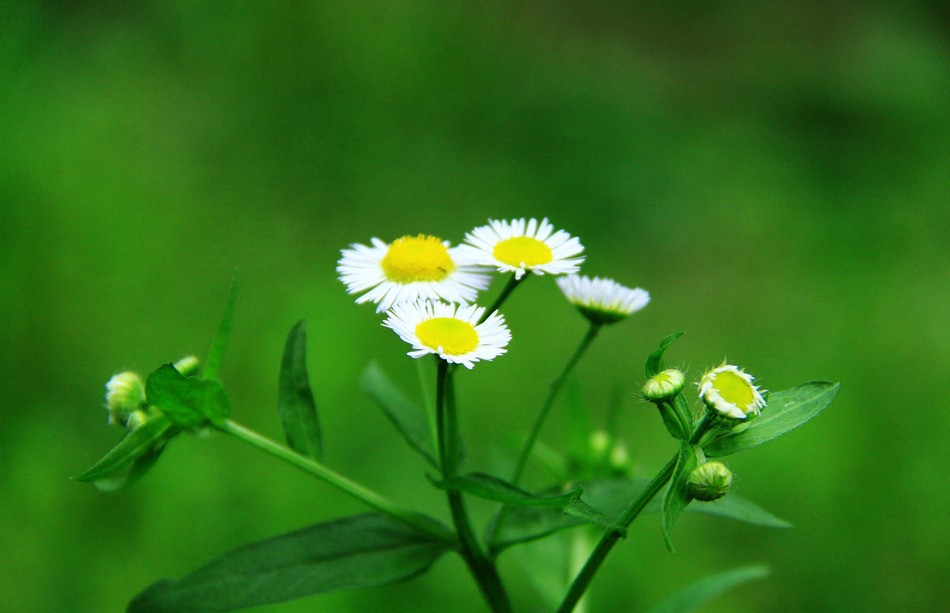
[
  {"xmin": 415, "ymin": 317, "xmax": 479, "ymax": 355},
  {"xmin": 713, "ymin": 371, "xmax": 756, "ymax": 412},
  {"xmin": 493, "ymin": 236, "xmax": 553, "ymax": 267},
  {"xmin": 381, "ymin": 235, "xmax": 455, "ymax": 283}
]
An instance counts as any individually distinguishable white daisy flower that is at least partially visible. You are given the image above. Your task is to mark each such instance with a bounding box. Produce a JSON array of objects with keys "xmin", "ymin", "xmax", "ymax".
[
  {"xmin": 556, "ymin": 274, "xmax": 650, "ymax": 325},
  {"xmin": 697, "ymin": 363, "xmax": 767, "ymax": 420},
  {"xmin": 383, "ymin": 300, "xmax": 511, "ymax": 369},
  {"xmin": 460, "ymin": 217, "xmax": 584, "ymax": 280},
  {"xmin": 337, "ymin": 234, "xmax": 491, "ymax": 312}
]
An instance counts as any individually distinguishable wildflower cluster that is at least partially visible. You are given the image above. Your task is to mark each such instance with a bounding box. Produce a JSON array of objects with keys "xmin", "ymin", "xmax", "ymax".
[{"xmin": 78, "ymin": 216, "xmax": 837, "ymax": 613}]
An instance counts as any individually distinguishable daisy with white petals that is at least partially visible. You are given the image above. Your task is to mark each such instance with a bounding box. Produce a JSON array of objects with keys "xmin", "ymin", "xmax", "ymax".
[
  {"xmin": 383, "ymin": 301, "xmax": 511, "ymax": 369},
  {"xmin": 557, "ymin": 274, "xmax": 650, "ymax": 325},
  {"xmin": 460, "ymin": 218, "xmax": 584, "ymax": 280},
  {"xmin": 337, "ymin": 235, "xmax": 491, "ymax": 312},
  {"xmin": 697, "ymin": 363, "xmax": 767, "ymax": 419}
]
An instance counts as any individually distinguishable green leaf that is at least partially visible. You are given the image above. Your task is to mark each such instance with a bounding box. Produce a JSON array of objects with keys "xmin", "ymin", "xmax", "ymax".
[
  {"xmin": 360, "ymin": 362, "xmax": 438, "ymax": 469},
  {"xmin": 645, "ymin": 565, "xmax": 771, "ymax": 613},
  {"xmin": 491, "ymin": 476, "xmax": 790, "ymax": 553},
  {"xmin": 74, "ymin": 415, "xmax": 175, "ymax": 482},
  {"xmin": 563, "ymin": 498, "xmax": 625, "ymax": 537},
  {"xmin": 662, "ymin": 443, "xmax": 703, "ymax": 551},
  {"xmin": 645, "ymin": 332, "xmax": 685, "ymax": 379},
  {"xmin": 146, "ymin": 364, "xmax": 232, "ymax": 428},
  {"xmin": 433, "ymin": 472, "xmax": 581, "ymax": 508},
  {"xmin": 704, "ymin": 382, "xmax": 839, "ymax": 458},
  {"xmin": 93, "ymin": 444, "xmax": 168, "ymax": 492},
  {"xmin": 277, "ymin": 320, "xmax": 322, "ymax": 461},
  {"xmin": 204, "ymin": 276, "xmax": 237, "ymax": 382},
  {"xmin": 128, "ymin": 513, "xmax": 450, "ymax": 613}
]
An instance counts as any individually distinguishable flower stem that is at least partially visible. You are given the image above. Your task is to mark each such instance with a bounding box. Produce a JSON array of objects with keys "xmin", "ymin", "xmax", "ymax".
[
  {"xmin": 219, "ymin": 419, "xmax": 453, "ymax": 543},
  {"xmin": 555, "ymin": 410, "xmax": 718, "ymax": 612},
  {"xmin": 479, "ymin": 272, "xmax": 527, "ymax": 324},
  {"xmin": 436, "ymin": 360, "xmax": 513, "ymax": 612}
]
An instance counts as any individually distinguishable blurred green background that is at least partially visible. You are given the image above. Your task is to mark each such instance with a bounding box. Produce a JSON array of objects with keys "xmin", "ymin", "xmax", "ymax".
[{"xmin": 2, "ymin": 1, "xmax": 948, "ymax": 611}]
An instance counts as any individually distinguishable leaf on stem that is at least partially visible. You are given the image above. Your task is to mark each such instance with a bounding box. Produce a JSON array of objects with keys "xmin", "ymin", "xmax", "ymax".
[
  {"xmin": 360, "ymin": 362, "xmax": 439, "ymax": 469},
  {"xmin": 277, "ymin": 320, "xmax": 322, "ymax": 460},
  {"xmin": 645, "ymin": 331, "xmax": 685, "ymax": 379},
  {"xmin": 432, "ymin": 472, "xmax": 581, "ymax": 508},
  {"xmin": 92, "ymin": 444, "xmax": 168, "ymax": 492},
  {"xmin": 644, "ymin": 565, "xmax": 771, "ymax": 613},
  {"xmin": 662, "ymin": 443, "xmax": 704, "ymax": 551},
  {"xmin": 204, "ymin": 276, "xmax": 237, "ymax": 382},
  {"xmin": 146, "ymin": 364, "xmax": 231, "ymax": 428},
  {"xmin": 74, "ymin": 415, "xmax": 175, "ymax": 483},
  {"xmin": 128, "ymin": 513, "xmax": 450, "ymax": 613},
  {"xmin": 703, "ymin": 382, "xmax": 839, "ymax": 457}
]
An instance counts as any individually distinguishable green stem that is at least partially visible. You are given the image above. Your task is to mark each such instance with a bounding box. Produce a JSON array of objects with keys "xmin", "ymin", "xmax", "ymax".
[
  {"xmin": 436, "ymin": 360, "xmax": 513, "ymax": 612},
  {"xmin": 479, "ymin": 272, "xmax": 527, "ymax": 324},
  {"xmin": 555, "ymin": 410, "xmax": 717, "ymax": 612},
  {"xmin": 219, "ymin": 419, "xmax": 453, "ymax": 543},
  {"xmin": 488, "ymin": 322, "xmax": 601, "ymax": 552}
]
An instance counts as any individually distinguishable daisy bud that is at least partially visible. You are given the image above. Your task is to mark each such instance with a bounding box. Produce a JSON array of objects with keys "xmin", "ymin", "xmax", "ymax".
[
  {"xmin": 697, "ymin": 363, "xmax": 766, "ymax": 420},
  {"xmin": 173, "ymin": 355, "xmax": 200, "ymax": 377},
  {"xmin": 104, "ymin": 371, "xmax": 146, "ymax": 426},
  {"xmin": 556, "ymin": 274, "xmax": 650, "ymax": 326},
  {"xmin": 642, "ymin": 369, "xmax": 686, "ymax": 402},
  {"xmin": 688, "ymin": 461, "xmax": 733, "ymax": 501}
]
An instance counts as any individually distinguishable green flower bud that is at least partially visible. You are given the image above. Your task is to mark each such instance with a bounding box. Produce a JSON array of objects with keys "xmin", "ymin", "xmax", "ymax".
[
  {"xmin": 587, "ymin": 430, "xmax": 630, "ymax": 474},
  {"xmin": 173, "ymin": 356, "xmax": 200, "ymax": 377},
  {"xmin": 104, "ymin": 371, "xmax": 146, "ymax": 426},
  {"xmin": 687, "ymin": 461, "xmax": 733, "ymax": 501},
  {"xmin": 642, "ymin": 369, "xmax": 686, "ymax": 401}
]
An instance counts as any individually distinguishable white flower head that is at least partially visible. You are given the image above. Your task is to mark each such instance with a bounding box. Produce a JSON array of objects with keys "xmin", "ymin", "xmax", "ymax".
[
  {"xmin": 460, "ymin": 218, "xmax": 584, "ymax": 280},
  {"xmin": 556, "ymin": 274, "xmax": 650, "ymax": 325},
  {"xmin": 697, "ymin": 363, "xmax": 767, "ymax": 419},
  {"xmin": 383, "ymin": 300, "xmax": 511, "ymax": 369},
  {"xmin": 337, "ymin": 234, "xmax": 491, "ymax": 313}
]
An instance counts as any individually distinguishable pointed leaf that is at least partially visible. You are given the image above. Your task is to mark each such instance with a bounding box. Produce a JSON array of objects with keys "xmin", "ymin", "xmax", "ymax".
[
  {"xmin": 74, "ymin": 415, "xmax": 175, "ymax": 482},
  {"xmin": 662, "ymin": 444, "xmax": 703, "ymax": 551},
  {"xmin": 433, "ymin": 472, "xmax": 581, "ymax": 508},
  {"xmin": 360, "ymin": 362, "xmax": 438, "ymax": 468},
  {"xmin": 704, "ymin": 382, "xmax": 839, "ymax": 457},
  {"xmin": 563, "ymin": 498, "xmax": 626, "ymax": 537},
  {"xmin": 277, "ymin": 320, "xmax": 322, "ymax": 460},
  {"xmin": 690, "ymin": 495, "xmax": 792, "ymax": 528},
  {"xmin": 204, "ymin": 277, "xmax": 237, "ymax": 382},
  {"xmin": 645, "ymin": 565, "xmax": 771, "ymax": 613},
  {"xmin": 147, "ymin": 364, "xmax": 231, "ymax": 428},
  {"xmin": 645, "ymin": 332, "xmax": 685, "ymax": 378},
  {"xmin": 93, "ymin": 443, "xmax": 168, "ymax": 492},
  {"xmin": 128, "ymin": 514, "xmax": 450, "ymax": 613}
]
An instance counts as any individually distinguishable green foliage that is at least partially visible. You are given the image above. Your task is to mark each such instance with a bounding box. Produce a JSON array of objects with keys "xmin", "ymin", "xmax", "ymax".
[
  {"xmin": 661, "ymin": 444, "xmax": 704, "ymax": 551},
  {"xmin": 645, "ymin": 332, "xmax": 685, "ymax": 378},
  {"xmin": 277, "ymin": 320, "xmax": 322, "ymax": 460},
  {"xmin": 360, "ymin": 361, "xmax": 439, "ymax": 468},
  {"xmin": 74, "ymin": 415, "xmax": 175, "ymax": 483},
  {"xmin": 127, "ymin": 514, "xmax": 450, "ymax": 613},
  {"xmin": 433, "ymin": 472, "xmax": 581, "ymax": 508},
  {"xmin": 146, "ymin": 364, "xmax": 231, "ymax": 428},
  {"xmin": 203, "ymin": 277, "xmax": 237, "ymax": 382},
  {"xmin": 704, "ymin": 382, "xmax": 840, "ymax": 457},
  {"xmin": 644, "ymin": 565, "xmax": 771, "ymax": 613}
]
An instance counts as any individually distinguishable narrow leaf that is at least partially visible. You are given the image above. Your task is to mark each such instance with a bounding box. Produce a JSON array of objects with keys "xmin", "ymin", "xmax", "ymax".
[
  {"xmin": 128, "ymin": 514, "xmax": 450, "ymax": 613},
  {"xmin": 277, "ymin": 320, "xmax": 322, "ymax": 460},
  {"xmin": 691, "ymin": 495, "xmax": 792, "ymax": 528},
  {"xmin": 645, "ymin": 332, "xmax": 685, "ymax": 378},
  {"xmin": 704, "ymin": 382, "xmax": 839, "ymax": 457},
  {"xmin": 360, "ymin": 362, "xmax": 438, "ymax": 468},
  {"xmin": 563, "ymin": 498, "xmax": 626, "ymax": 537},
  {"xmin": 434, "ymin": 472, "xmax": 581, "ymax": 508},
  {"xmin": 204, "ymin": 277, "xmax": 237, "ymax": 382},
  {"xmin": 74, "ymin": 415, "xmax": 174, "ymax": 482},
  {"xmin": 661, "ymin": 444, "xmax": 703, "ymax": 551},
  {"xmin": 146, "ymin": 364, "xmax": 231, "ymax": 428},
  {"xmin": 93, "ymin": 444, "xmax": 168, "ymax": 492},
  {"xmin": 645, "ymin": 565, "xmax": 771, "ymax": 613}
]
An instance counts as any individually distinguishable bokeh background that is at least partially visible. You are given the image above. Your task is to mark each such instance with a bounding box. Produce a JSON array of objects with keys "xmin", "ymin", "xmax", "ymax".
[{"xmin": 2, "ymin": 2, "xmax": 948, "ymax": 611}]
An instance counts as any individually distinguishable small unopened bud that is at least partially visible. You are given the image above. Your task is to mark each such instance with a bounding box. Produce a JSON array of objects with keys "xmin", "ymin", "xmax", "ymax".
[
  {"xmin": 687, "ymin": 461, "xmax": 733, "ymax": 501},
  {"xmin": 125, "ymin": 408, "xmax": 150, "ymax": 431},
  {"xmin": 642, "ymin": 369, "xmax": 686, "ymax": 401},
  {"xmin": 104, "ymin": 371, "xmax": 146, "ymax": 426},
  {"xmin": 173, "ymin": 356, "xmax": 200, "ymax": 377},
  {"xmin": 588, "ymin": 430, "xmax": 630, "ymax": 474}
]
